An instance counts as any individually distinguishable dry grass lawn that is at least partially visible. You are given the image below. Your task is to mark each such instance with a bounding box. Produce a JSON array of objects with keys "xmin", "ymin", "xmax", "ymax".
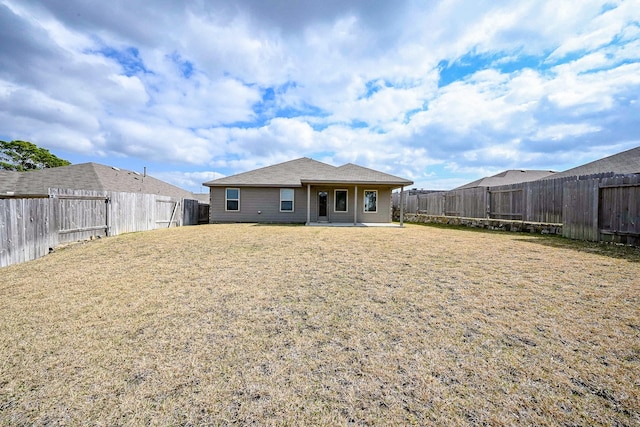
[{"xmin": 1, "ymin": 223, "xmax": 639, "ymax": 426}]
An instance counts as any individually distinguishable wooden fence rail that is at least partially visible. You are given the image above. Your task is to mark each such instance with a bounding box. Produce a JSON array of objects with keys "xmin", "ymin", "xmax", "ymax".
[
  {"xmin": 396, "ymin": 172, "xmax": 640, "ymax": 245},
  {"xmin": 1, "ymin": 189, "xmax": 203, "ymax": 268}
]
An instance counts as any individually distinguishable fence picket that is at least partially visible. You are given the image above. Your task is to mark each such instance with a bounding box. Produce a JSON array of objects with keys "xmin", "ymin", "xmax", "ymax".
[
  {"xmin": 396, "ymin": 172, "xmax": 639, "ymax": 245},
  {"xmin": 1, "ymin": 189, "xmax": 204, "ymax": 268}
]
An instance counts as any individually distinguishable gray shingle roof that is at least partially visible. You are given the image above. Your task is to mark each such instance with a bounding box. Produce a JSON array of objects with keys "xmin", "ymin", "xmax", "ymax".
[
  {"xmin": 0, "ymin": 162, "xmax": 196, "ymax": 200},
  {"xmin": 454, "ymin": 169, "xmax": 557, "ymax": 190},
  {"xmin": 202, "ymin": 158, "xmax": 336, "ymax": 187},
  {"xmin": 0, "ymin": 170, "xmax": 21, "ymax": 192},
  {"xmin": 543, "ymin": 145, "xmax": 640, "ymax": 179},
  {"xmin": 203, "ymin": 158, "xmax": 414, "ymax": 187}
]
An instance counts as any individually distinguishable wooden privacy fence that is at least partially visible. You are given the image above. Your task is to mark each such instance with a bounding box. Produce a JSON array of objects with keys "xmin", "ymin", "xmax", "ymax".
[
  {"xmin": 198, "ymin": 203, "xmax": 210, "ymax": 224},
  {"xmin": 0, "ymin": 189, "xmax": 202, "ymax": 268},
  {"xmin": 569, "ymin": 173, "xmax": 640, "ymax": 245},
  {"xmin": 397, "ymin": 172, "xmax": 640, "ymax": 245},
  {"xmin": 444, "ymin": 187, "xmax": 487, "ymax": 218}
]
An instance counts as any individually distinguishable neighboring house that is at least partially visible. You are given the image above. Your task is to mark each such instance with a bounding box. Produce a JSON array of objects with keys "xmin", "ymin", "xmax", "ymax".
[
  {"xmin": 453, "ymin": 169, "xmax": 556, "ymax": 190},
  {"xmin": 541, "ymin": 145, "xmax": 640, "ymax": 179},
  {"xmin": 449, "ymin": 145, "xmax": 640, "ymax": 190},
  {"xmin": 203, "ymin": 157, "xmax": 414, "ymax": 225},
  {"xmin": 0, "ymin": 162, "xmax": 197, "ymax": 200}
]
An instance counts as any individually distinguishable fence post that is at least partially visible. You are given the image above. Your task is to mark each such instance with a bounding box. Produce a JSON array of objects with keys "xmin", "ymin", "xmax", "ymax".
[
  {"xmin": 105, "ymin": 197, "xmax": 111, "ymax": 237},
  {"xmin": 485, "ymin": 188, "xmax": 490, "ymax": 218},
  {"xmin": 399, "ymin": 187, "xmax": 405, "ymax": 227}
]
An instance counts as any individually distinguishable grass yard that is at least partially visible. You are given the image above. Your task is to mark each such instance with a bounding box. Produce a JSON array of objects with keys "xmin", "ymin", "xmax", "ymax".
[{"xmin": 1, "ymin": 223, "xmax": 639, "ymax": 426}]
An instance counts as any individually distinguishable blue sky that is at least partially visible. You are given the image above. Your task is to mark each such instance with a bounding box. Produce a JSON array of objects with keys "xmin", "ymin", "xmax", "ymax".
[{"xmin": 1, "ymin": 0, "xmax": 639, "ymax": 192}]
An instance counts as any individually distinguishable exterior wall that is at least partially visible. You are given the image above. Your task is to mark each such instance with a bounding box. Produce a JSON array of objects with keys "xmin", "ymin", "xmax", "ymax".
[
  {"xmin": 308, "ymin": 185, "xmax": 357, "ymax": 223},
  {"xmin": 359, "ymin": 186, "xmax": 393, "ymax": 223},
  {"xmin": 210, "ymin": 187, "xmax": 307, "ymax": 223},
  {"xmin": 209, "ymin": 185, "xmax": 396, "ymax": 224},
  {"xmin": 298, "ymin": 185, "xmax": 393, "ymax": 223}
]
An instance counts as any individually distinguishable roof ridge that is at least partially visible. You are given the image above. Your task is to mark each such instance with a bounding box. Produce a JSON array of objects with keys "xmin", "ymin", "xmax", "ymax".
[
  {"xmin": 336, "ymin": 162, "xmax": 412, "ymax": 180},
  {"xmin": 203, "ymin": 157, "xmax": 336, "ymax": 186}
]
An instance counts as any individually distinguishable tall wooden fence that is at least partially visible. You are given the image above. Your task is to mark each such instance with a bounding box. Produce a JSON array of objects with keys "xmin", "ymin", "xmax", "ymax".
[
  {"xmin": 444, "ymin": 187, "xmax": 487, "ymax": 218},
  {"xmin": 595, "ymin": 174, "xmax": 640, "ymax": 245},
  {"xmin": 414, "ymin": 192, "xmax": 446, "ymax": 215},
  {"xmin": 1, "ymin": 189, "xmax": 202, "ymax": 268},
  {"xmin": 397, "ymin": 172, "xmax": 640, "ymax": 245}
]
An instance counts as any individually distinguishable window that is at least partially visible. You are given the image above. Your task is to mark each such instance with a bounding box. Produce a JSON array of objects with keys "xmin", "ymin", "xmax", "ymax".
[
  {"xmin": 364, "ymin": 190, "xmax": 377, "ymax": 212},
  {"xmin": 334, "ymin": 189, "xmax": 348, "ymax": 212},
  {"xmin": 225, "ymin": 188, "xmax": 239, "ymax": 211},
  {"xmin": 280, "ymin": 188, "xmax": 294, "ymax": 212}
]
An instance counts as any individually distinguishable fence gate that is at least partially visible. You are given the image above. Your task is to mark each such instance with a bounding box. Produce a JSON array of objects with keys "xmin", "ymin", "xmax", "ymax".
[
  {"xmin": 155, "ymin": 198, "xmax": 181, "ymax": 228},
  {"xmin": 53, "ymin": 191, "xmax": 109, "ymax": 244}
]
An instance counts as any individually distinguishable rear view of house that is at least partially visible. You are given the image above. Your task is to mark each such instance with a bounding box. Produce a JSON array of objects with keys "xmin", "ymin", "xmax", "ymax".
[{"xmin": 203, "ymin": 158, "xmax": 413, "ymax": 225}]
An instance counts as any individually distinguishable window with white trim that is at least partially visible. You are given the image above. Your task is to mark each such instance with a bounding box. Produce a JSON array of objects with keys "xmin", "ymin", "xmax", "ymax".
[
  {"xmin": 225, "ymin": 188, "xmax": 240, "ymax": 211},
  {"xmin": 280, "ymin": 188, "xmax": 294, "ymax": 212},
  {"xmin": 334, "ymin": 189, "xmax": 348, "ymax": 212},
  {"xmin": 364, "ymin": 190, "xmax": 377, "ymax": 212}
]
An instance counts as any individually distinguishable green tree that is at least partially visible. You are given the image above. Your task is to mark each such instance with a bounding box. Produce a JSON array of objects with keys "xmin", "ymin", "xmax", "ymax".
[{"xmin": 0, "ymin": 140, "xmax": 71, "ymax": 171}]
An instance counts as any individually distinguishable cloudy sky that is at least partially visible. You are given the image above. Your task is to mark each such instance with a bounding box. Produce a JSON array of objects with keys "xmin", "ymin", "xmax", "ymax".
[{"xmin": 1, "ymin": 0, "xmax": 639, "ymax": 192}]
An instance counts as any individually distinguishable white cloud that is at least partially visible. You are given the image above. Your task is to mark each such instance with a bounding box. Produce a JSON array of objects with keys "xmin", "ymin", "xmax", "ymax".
[
  {"xmin": 328, "ymin": 83, "xmax": 426, "ymax": 128},
  {"xmin": 0, "ymin": 81, "xmax": 100, "ymax": 133},
  {"xmin": 106, "ymin": 118, "xmax": 212, "ymax": 165},
  {"xmin": 548, "ymin": 62, "xmax": 640, "ymax": 111},
  {"xmin": 152, "ymin": 170, "xmax": 222, "ymax": 192},
  {"xmin": 412, "ymin": 69, "xmax": 525, "ymax": 135},
  {"xmin": 1, "ymin": 0, "xmax": 639, "ymax": 192},
  {"xmin": 533, "ymin": 123, "xmax": 602, "ymax": 141},
  {"xmin": 548, "ymin": 0, "xmax": 639, "ymax": 60},
  {"xmin": 149, "ymin": 75, "xmax": 262, "ymax": 127},
  {"xmin": 105, "ymin": 74, "xmax": 149, "ymax": 107},
  {"xmin": 183, "ymin": 11, "xmax": 291, "ymax": 85}
]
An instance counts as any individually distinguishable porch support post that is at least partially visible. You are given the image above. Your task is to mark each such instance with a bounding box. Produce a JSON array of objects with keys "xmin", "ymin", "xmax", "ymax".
[
  {"xmin": 400, "ymin": 186, "xmax": 405, "ymax": 227},
  {"xmin": 354, "ymin": 186, "xmax": 358, "ymax": 225},
  {"xmin": 306, "ymin": 184, "xmax": 311, "ymax": 225}
]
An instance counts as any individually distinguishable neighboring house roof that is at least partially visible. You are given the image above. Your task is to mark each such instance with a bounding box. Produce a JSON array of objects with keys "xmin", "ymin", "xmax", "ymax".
[
  {"xmin": 0, "ymin": 170, "xmax": 21, "ymax": 191},
  {"xmin": 543, "ymin": 145, "xmax": 640, "ymax": 179},
  {"xmin": 0, "ymin": 162, "xmax": 196, "ymax": 200},
  {"xmin": 191, "ymin": 193, "xmax": 211, "ymax": 203},
  {"xmin": 203, "ymin": 157, "xmax": 414, "ymax": 188},
  {"xmin": 454, "ymin": 169, "xmax": 556, "ymax": 190}
]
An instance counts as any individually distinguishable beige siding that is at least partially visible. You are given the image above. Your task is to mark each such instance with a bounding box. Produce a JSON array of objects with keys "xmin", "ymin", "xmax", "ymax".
[
  {"xmin": 210, "ymin": 185, "xmax": 395, "ymax": 224},
  {"xmin": 359, "ymin": 187, "xmax": 393, "ymax": 223},
  {"xmin": 210, "ymin": 187, "xmax": 307, "ymax": 223},
  {"xmin": 308, "ymin": 186, "xmax": 355, "ymax": 223}
]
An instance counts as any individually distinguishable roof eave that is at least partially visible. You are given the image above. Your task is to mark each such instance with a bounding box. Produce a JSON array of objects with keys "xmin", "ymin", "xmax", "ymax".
[
  {"xmin": 301, "ymin": 179, "xmax": 413, "ymax": 187},
  {"xmin": 204, "ymin": 180, "xmax": 413, "ymax": 188},
  {"xmin": 203, "ymin": 182, "xmax": 303, "ymax": 188}
]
